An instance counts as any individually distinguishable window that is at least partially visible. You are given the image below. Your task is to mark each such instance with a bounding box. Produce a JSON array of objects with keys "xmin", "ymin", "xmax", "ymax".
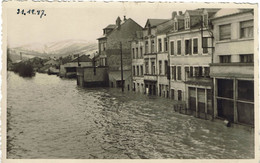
[
  {"xmin": 145, "ymin": 60, "xmax": 149, "ymax": 74},
  {"xmin": 185, "ymin": 39, "xmax": 191, "ymax": 55},
  {"xmin": 170, "ymin": 41, "xmax": 174, "ymax": 55},
  {"xmin": 172, "ymin": 66, "xmax": 176, "ymax": 80},
  {"xmin": 178, "ymin": 90, "xmax": 182, "ymax": 101},
  {"xmin": 240, "ymin": 20, "xmax": 253, "ymax": 38},
  {"xmin": 145, "ymin": 41, "xmax": 149, "ymax": 54},
  {"xmin": 137, "ymin": 66, "xmax": 139, "ymax": 76},
  {"xmin": 217, "ymin": 79, "xmax": 233, "ymax": 98},
  {"xmin": 148, "ymin": 24, "xmax": 151, "ymax": 35},
  {"xmin": 185, "ymin": 17, "xmax": 190, "ymax": 29},
  {"xmin": 164, "ymin": 38, "xmax": 168, "ymax": 52},
  {"xmin": 190, "ymin": 66, "xmax": 193, "ymax": 77},
  {"xmin": 171, "ymin": 89, "xmax": 175, "ymax": 99},
  {"xmin": 204, "ymin": 67, "xmax": 210, "ymax": 77},
  {"xmin": 193, "ymin": 38, "xmax": 198, "ymax": 54},
  {"xmin": 133, "ymin": 66, "xmax": 136, "ymax": 76},
  {"xmin": 103, "ymin": 42, "xmax": 107, "ymax": 51},
  {"xmin": 174, "ymin": 21, "xmax": 178, "ymax": 31},
  {"xmin": 220, "ymin": 55, "xmax": 231, "ymax": 63},
  {"xmin": 240, "ymin": 54, "xmax": 253, "ymax": 63},
  {"xmin": 238, "ymin": 80, "xmax": 254, "ymax": 102},
  {"xmin": 177, "ymin": 66, "xmax": 182, "ymax": 80},
  {"xmin": 198, "ymin": 66, "xmax": 203, "ymax": 77},
  {"xmin": 219, "ymin": 24, "xmax": 231, "ymax": 40},
  {"xmin": 132, "ymin": 48, "xmax": 135, "ymax": 59},
  {"xmin": 158, "ymin": 39, "xmax": 162, "ymax": 52},
  {"xmin": 151, "ymin": 40, "xmax": 155, "ymax": 53},
  {"xmin": 151, "ymin": 61, "xmax": 155, "ymax": 75},
  {"xmin": 136, "ymin": 48, "xmax": 139, "ymax": 58},
  {"xmin": 185, "ymin": 66, "xmax": 189, "ymax": 78},
  {"xmin": 165, "ymin": 61, "xmax": 168, "ymax": 75},
  {"xmin": 202, "ymin": 38, "xmax": 208, "ymax": 53},
  {"xmin": 140, "ymin": 65, "xmax": 143, "ymax": 76},
  {"xmin": 140, "ymin": 47, "xmax": 143, "ymax": 58},
  {"xmin": 194, "ymin": 67, "xmax": 199, "ymax": 77},
  {"xmin": 159, "ymin": 61, "xmax": 162, "ymax": 75},
  {"xmin": 177, "ymin": 40, "xmax": 181, "ymax": 55}
]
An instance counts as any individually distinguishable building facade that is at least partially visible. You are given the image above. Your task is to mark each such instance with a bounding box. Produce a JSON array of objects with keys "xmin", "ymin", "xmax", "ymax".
[
  {"xmin": 210, "ymin": 9, "xmax": 254, "ymax": 126},
  {"xmin": 168, "ymin": 9, "xmax": 218, "ymax": 118},
  {"xmin": 131, "ymin": 31, "xmax": 145, "ymax": 93},
  {"xmin": 143, "ymin": 19, "xmax": 169, "ymax": 95},
  {"xmin": 97, "ymin": 16, "xmax": 143, "ymax": 90}
]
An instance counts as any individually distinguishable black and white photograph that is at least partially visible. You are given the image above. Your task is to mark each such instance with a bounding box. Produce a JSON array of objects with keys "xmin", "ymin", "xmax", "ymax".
[{"xmin": 2, "ymin": 1, "xmax": 258, "ymax": 162}]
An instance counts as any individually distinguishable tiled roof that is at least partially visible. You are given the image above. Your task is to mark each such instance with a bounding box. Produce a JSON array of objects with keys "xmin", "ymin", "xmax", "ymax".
[
  {"xmin": 145, "ymin": 19, "xmax": 169, "ymax": 28},
  {"xmin": 72, "ymin": 55, "xmax": 92, "ymax": 62},
  {"xmin": 157, "ymin": 19, "xmax": 174, "ymax": 34}
]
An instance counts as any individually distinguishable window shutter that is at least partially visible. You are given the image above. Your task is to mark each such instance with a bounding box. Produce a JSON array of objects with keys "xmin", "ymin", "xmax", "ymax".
[{"xmin": 220, "ymin": 24, "xmax": 231, "ymax": 40}]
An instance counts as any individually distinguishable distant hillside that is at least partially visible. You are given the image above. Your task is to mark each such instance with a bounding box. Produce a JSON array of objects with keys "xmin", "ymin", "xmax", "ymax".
[{"xmin": 9, "ymin": 40, "xmax": 98, "ymax": 62}]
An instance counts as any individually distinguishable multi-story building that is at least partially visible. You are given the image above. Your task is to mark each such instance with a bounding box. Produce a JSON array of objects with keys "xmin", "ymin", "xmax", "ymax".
[
  {"xmin": 131, "ymin": 31, "xmax": 145, "ymax": 93},
  {"xmin": 156, "ymin": 17, "xmax": 176, "ymax": 98},
  {"xmin": 97, "ymin": 16, "xmax": 143, "ymax": 90},
  {"xmin": 143, "ymin": 19, "xmax": 169, "ymax": 95},
  {"xmin": 168, "ymin": 9, "xmax": 219, "ymax": 118},
  {"xmin": 210, "ymin": 9, "xmax": 254, "ymax": 126}
]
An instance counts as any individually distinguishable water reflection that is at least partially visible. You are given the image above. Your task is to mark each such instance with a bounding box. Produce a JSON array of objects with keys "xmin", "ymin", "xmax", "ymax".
[{"xmin": 7, "ymin": 72, "xmax": 254, "ymax": 159}]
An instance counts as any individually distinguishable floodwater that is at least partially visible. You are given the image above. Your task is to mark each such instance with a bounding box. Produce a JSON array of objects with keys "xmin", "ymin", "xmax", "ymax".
[{"xmin": 7, "ymin": 71, "xmax": 254, "ymax": 159}]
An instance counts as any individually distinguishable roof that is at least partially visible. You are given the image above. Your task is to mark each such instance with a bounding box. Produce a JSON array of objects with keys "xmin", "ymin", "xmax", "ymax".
[
  {"xmin": 72, "ymin": 55, "xmax": 92, "ymax": 62},
  {"xmin": 185, "ymin": 9, "xmax": 203, "ymax": 16},
  {"xmin": 145, "ymin": 19, "xmax": 169, "ymax": 28},
  {"xmin": 109, "ymin": 71, "xmax": 131, "ymax": 81},
  {"xmin": 212, "ymin": 8, "xmax": 253, "ymax": 20},
  {"xmin": 157, "ymin": 19, "xmax": 175, "ymax": 34},
  {"xmin": 104, "ymin": 24, "xmax": 116, "ymax": 29},
  {"xmin": 98, "ymin": 18, "xmax": 142, "ymax": 40}
]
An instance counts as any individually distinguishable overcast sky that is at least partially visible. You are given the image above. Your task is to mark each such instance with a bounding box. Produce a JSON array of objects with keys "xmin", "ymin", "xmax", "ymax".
[{"xmin": 4, "ymin": 2, "xmax": 200, "ymax": 47}]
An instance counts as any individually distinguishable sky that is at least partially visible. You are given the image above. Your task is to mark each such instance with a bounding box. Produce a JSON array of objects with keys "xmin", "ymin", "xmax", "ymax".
[
  {"xmin": 4, "ymin": 2, "xmax": 254, "ymax": 48},
  {"xmin": 4, "ymin": 2, "xmax": 197, "ymax": 48}
]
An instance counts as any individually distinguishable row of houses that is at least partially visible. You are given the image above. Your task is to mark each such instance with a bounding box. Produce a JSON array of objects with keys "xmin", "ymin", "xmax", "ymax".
[{"xmin": 77, "ymin": 8, "xmax": 254, "ymax": 126}]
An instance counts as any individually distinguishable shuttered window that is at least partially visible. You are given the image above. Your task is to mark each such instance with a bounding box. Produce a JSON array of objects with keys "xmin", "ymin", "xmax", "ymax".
[
  {"xmin": 202, "ymin": 38, "xmax": 208, "ymax": 53},
  {"xmin": 193, "ymin": 38, "xmax": 198, "ymax": 54},
  {"xmin": 177, "ymin": 40, "xmax": 181, "ymax": 55},
  {"xmin": 172, "ymin": 66, "xmax": 176, "ymax": 80},
  {"xmin": 185, "ymin": 39, "xmax": 191, "ymax": 55},
  {"xmin": 170, "ymin": 41, "xmax": 174, "ymax": 55},
  {"xmin": 219, "ymin": 24, "xmax": 231, "ymax": 40},
  {"xmin": 177, "ymin": 66, "xmax": 182, "ymax": 80}
]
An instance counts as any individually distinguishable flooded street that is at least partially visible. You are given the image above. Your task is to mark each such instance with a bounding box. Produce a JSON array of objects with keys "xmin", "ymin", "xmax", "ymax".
[{"xmin": 7, "ymin": 72, "xmax": 254, "ymax": 159}]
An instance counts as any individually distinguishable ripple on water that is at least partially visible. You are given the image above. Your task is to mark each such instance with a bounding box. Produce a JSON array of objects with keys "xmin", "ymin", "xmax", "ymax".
[{"xmin": 7, "ymin": 72, "xmax": 255, "ymax": 159}]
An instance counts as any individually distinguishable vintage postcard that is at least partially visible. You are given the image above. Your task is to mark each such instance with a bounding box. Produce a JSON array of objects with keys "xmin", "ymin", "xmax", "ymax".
[{"xmin": 1, "ymin": 1, "xmax": 259, "ymax": 163}]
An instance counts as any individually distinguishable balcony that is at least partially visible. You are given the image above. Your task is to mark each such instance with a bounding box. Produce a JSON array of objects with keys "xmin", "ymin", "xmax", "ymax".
[
  {"xmin": 210, "ymin": 62, "xmax": 254, "ymax": 78},
  {"xmin": 144, "ymin": 74, "xmax": 157, "ymax": 81},
  {"xmin": 184, "ymin": 77, "xmax": 212, "ymax": 87}
]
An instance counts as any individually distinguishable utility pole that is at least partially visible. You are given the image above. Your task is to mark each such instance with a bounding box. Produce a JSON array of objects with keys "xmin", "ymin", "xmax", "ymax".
[
  {"xmin": 77, "ymin": 54, "xmax": 80, "ymax": 67},
  {"xmin": 120, "ymin": 42, "xmax": 124, "ymax": 92}
]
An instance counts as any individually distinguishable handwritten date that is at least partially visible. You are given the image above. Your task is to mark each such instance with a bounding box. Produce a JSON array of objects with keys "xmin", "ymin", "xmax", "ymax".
[{"xmin": 17, "ymin": 9, "xmax": 46, "ymax": 18}]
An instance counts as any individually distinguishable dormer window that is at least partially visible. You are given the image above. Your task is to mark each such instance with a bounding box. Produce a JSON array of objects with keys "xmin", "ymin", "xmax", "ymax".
[
  {"xmin": 148, "ymin": 24, "xmax": 151, "ymax": 35},
  {"xmin": 185, "ymin": 17, "xmax": 190, "ymax": 29},
  {"xmin": 174, "ymin": 21, "xmax": 178, "ymax": 31}
]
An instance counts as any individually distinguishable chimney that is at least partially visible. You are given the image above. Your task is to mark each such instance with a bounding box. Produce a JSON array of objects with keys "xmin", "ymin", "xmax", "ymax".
[
  {"xmin": 116, "ymin": 16, "xmax": 121, "ymax": 29},
  {"xmin": 178, "ymin": 11, "xmax": 183, "ymax": 15},
  {"xmin": 123, "ymin": 15, "xmax": 126, "ymax": 21},
  {"xmin": 172, "ymin": 11, "xmax": 177, "ymax": 19}
]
